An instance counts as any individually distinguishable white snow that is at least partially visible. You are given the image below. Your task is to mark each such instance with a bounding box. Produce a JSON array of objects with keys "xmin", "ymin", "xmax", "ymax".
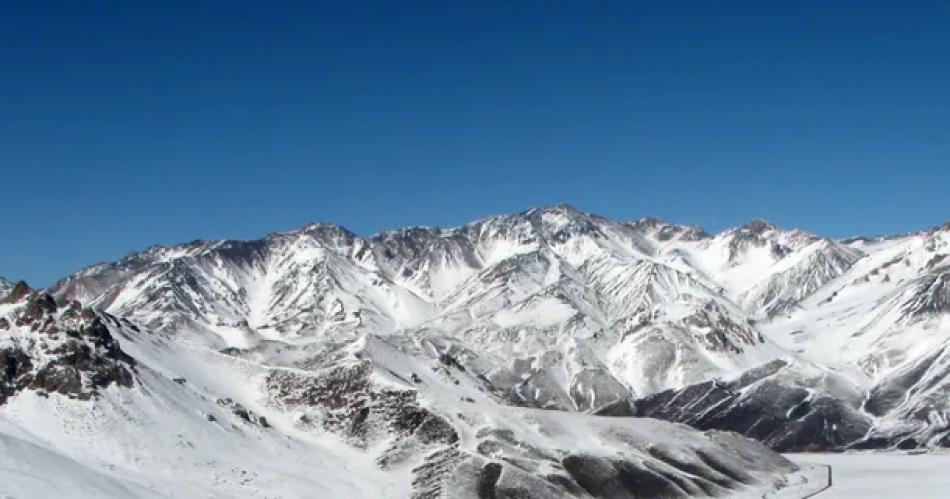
[
  {"xmin": 785, "ymin": 452, "xmax": 950, "ymax": 498},
  {"xmin": 0, "ymin": 331, "xmax": 410, "ymax": 499}
]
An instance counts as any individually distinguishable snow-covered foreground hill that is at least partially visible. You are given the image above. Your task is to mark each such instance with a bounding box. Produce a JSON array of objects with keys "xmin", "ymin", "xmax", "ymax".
[{"xmin": 2, "ymin": 205, "xmax": 948, "ymax": 497}]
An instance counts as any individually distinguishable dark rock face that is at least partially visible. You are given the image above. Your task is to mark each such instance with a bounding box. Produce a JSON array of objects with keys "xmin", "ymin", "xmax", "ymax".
[
  {"xmin": 31, "ymin": 316, "xmax": 136, "ymax": 397},
  {"xmin": 465, "ymin": 436, "xmax": 783, "ymax": 499},
  {"xmin": 593, "ymin": 399, "xmax": 637, "ymax": 417},
  {"xmin": 855, "ymin": 343, "xmax": 950, "ymax": 449},
  {"xmin": 264, "ymin": 348, "xmax": 477, "ymax": 498},
  {"xmin": 476, "ymin": 462, "xmax": 503, "ymax": 499},
  {"xmin": 900, "ymin": 270, "xmax": 950, "ymax": 318},
  {"xmin": 266, "ymin": 359, "xmax": 458, "ymax": 451},
  {"xmin": 215, "ymin": 397, "xmax": 271, "ymax": 428},
  {"xmin": 410, "ymin": 446, "xmax": 465, "ymax": 499},
  {"xmin": 467, "ymin": 429, "xmax": 790, "ymax": 499},
  {"xmin": 624, "ymin": 217, "xmax": 711, "ymax": 242},
  {"xmin": 634, "ymin": 360, "xmax": 872, "ymax": 452},
  {"xmin": 569, "ymin": 368, "xmax": 632, "ymax": 413},
  {"xmin": 684, "ymin": 302, "xmax": 764, "ymax": 352},
  {"xmin": 562, "ymin": 455, "xmax": 689, "ymax": 498},
  {"xmin": 0, "ymin": 293, "xmax": 137, "ymax": 405},
  {"xmin": 22, "ymin": 292, "xmax": 58, "ymax": 322},
  {"xmin": 740, "ymin": 219, "xmax": 777, "ymax": 235},
  {"xmin": 849, "ymin": 425, "xmax": 950, "ymax": 451},
  {"xmin": 864, "ymin": 348, "xmax": 941, "ymax": 417},
  {"xmin": 0, "ymin": 348, "xmax": 34, "ymax": 405},
  {"xmin": 30, "ymin": 365, "xmax": 83, "ymax": 396},
  {"xmin": 2, "ymin": 280, "xmax": 33, "ymax": 303}
]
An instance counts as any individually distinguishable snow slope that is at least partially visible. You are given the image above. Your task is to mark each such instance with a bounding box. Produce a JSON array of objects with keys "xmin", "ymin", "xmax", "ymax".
[{"xmin": 785, "ymin": 452, "xmax": 950, "ymax": 498}]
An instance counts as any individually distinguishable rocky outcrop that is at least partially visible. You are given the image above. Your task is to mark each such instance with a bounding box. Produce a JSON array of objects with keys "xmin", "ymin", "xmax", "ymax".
[
  {"xmin": 0, "ymin": 290, "xmax": 136, "ymax": 404},
  {"xmin": 215, "ymin": 397, "xmax": 271, "ymax": 428},
  {"xmin": 0, "ymin": 347, "xmax": 33, "ymax": 405},
  {"xmin": 266, "ymin": 360, "xmax": 457, "ymax": 452},
  {"xmin": 1, "ymin": 280, "xmax": 32, "ymax": 304}
]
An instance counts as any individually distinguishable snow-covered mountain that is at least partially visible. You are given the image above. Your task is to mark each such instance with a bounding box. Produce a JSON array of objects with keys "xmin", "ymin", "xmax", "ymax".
[
  {"xmin": 761, "ymin": 223, "xmax": 950, "ymax": 448},
  {"xmin": 53, "ymin": 206, "xmax": 788, "ymax": 400},
  {"xmin": 623, "ymin": 218, "xmax": 950, "ymax": 451},
  {"xmin": 2, "ymin": 206, "xmax": 948, "ymax": 496}
]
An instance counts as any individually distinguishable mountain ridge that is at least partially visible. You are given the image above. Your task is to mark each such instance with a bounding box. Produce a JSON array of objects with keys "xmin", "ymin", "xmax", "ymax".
[{"xmin": 44, "ymin": 204, "xmax": 947, "ymax": 286}]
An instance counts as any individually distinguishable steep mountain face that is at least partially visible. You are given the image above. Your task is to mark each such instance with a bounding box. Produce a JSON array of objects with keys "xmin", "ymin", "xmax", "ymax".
[
  {"xmin": 642, "ymin": 223, "xmax": 950, "ymax": 451},
  {"xmin": 759, "ymin": 224, "xmax": 950, "ymax": 449},
  {"xmin": 4, "ymin": 206, "xmax": 949, "ymax": 496},
  {"xmin": 52, "ymin": 206, "xmax": 785, "ymax": 414}
]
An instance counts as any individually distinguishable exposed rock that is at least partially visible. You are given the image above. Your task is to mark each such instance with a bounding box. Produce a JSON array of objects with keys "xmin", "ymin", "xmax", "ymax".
[
  {"xmin": 0, "ymin": 348, "xmax": 33, "ymax": 405},
  {"xmin": 267, "ymin": 360, "xmax": 456, "ymax": 448},
  {"xmin": 216, "ymin": 398, "xmax": 271, "ymax": 428},
  {"xmin": 2, "ymin": 280, "xmax": 32, "ymax": 303},
  {"xmin": 0, "ymin": 297, "xmax": 137, "ymax": 405},
  {"xmin": 634, "ymin": 360, "xmax": 872, "ymax": 451}
]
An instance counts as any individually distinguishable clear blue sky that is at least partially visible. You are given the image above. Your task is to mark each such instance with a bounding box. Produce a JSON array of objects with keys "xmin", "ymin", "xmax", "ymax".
[{"xmin": 2, "ymin": 1, "xmax": 948, "ymax": 286}]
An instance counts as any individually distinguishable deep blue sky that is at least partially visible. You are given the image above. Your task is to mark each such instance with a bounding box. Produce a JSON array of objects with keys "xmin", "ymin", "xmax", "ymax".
[{"xmin": 2, "ymin": 1, "xmax": 948, "ymax": 286}]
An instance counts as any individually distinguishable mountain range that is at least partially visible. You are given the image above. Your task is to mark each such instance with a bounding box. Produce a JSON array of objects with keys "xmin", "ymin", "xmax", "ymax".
[{"xmin": 2, "ymin": 205, "xmax": 947, "ymax": 497}]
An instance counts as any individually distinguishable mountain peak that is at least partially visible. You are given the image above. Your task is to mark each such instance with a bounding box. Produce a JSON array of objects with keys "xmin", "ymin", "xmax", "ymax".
[
  {"xmin": 283, "ymin": 222, "xmax": 359, "ymax": 242},
  {"xmin": 630, "ymin": 216, "xmax": 667, "ymax": 228},
  {"xmin": 523, "ymin": 203, "xmax": 588, "ymax": 218},
  {"xmin": 627, "ymin": 217, "xmax": 711, "ymax": 241},
  {"xmin": 738, "ymin": 218, "xmax": 777, "ymax": 234},
  {"xmin": 518, "ymin": 204, "xmax": 611, "ymax": 241},
  {"xmin": 297, "ymin": 221, "xmax": 350, "ymax": 232}
]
